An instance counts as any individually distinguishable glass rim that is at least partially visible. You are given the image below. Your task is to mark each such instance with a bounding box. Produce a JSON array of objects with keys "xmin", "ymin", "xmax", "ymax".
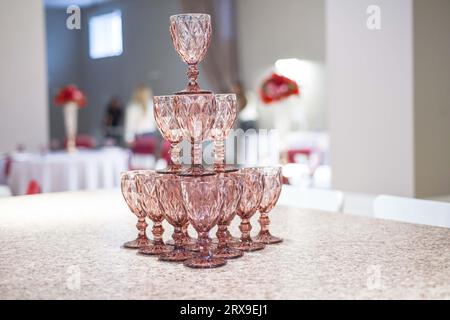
[
  {"xmin": 215, "ymin": 93, "xmax": 237, "ymax": 98},
  {"xmin": 170, "ymin": 13, "xmax": 211, "ymax": 21},
  {"xmin": 153, "ymin": 94, "xmax": 176, "ymax": 99},
  {"xmin": 121, "ymin": 169, "xmax": 156, "ymax": 177}
]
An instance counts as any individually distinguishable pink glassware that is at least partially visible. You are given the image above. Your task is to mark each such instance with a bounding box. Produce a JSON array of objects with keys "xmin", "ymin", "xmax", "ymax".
[
  {"xmin": 156, "ymin": 174, "xmax": 194, "ymax": 262},
  {"xmin": 213, "ymin": 173, "xmax": 244, "ymax": 259},
  {"xmin": 120, "ymin": 171, "xmax": 151, "ymax": 249},
  {"xmin": 153, "ymin": 95, "xmax": 183, "ymax": 174},
  {"xmin": 170, "ymin": 14, "xmax": 211, "ymax": 92},
  {"xmin": 232, "ymin": 168, "xmax": 266, "ymax": 252},
  {"xmin": 254, "ymin": 167, "xmax": 283, "ymax": 244},
  {"xmin": 174, "ymin": 92, "xmax": 217, "ymax": 176},
  {"xmin": 165, "ymin": 222, "xmax": 199, "ymax": 251},
  {"xmin": 181, "ymin": 175, "xmax": 227, "ymax": 268},
  {"xmin": 134, "ymin": 171, "xmax": 171, "ymax": 255},
  {"xmin": 210, "ymin": 94, "xmax": 238, "ymax": 173}
]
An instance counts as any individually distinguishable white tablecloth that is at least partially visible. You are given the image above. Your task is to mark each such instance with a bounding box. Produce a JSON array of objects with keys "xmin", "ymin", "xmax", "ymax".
[{"xmin": 7, "ymin": 148, "xmax": 130, "ymax": 195}]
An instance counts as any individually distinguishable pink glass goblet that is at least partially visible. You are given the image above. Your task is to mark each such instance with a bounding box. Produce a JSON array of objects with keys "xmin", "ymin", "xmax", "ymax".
[
  {"xmin": 174, "ymin": 92, "xmax": 217, "ymax": 176},
  {"xmin": 156, "ymin": 175, "xmax": 194, "ymax": 262},
  {"xmin": 134, "ymin": 171, "xmax": 171, "ymax": 255},
  {"xmin": 153, "ymin": 95, "xmax": 183, "ymax": 174},
  {"xmin": 210, "ymin": 94, "xmax": 238, "ymax": 173},
  {"xmin": 170, "ymin": 14, "xmax": 211, "ymax": 92},
  {"xmin": 254, "ymin": 167, "xmax": 283, "ymax": 244},
  {"xmin": 120, "ymin": 171, "xmax": 151, "ymax": 249},
  {"xmin": 231, "ymin": 168, "xmax": 266, "ymax": 252},
  {"xmin": 181, "ymin": 175, "xmax": 227, "ymax": 268},
  {"xmin": 213, "ymin": 173, "xmax": 244, "ymax": 259},
  {"xmin": 165, "ymin": 222, "xmax": 199, "ymax": 251}
]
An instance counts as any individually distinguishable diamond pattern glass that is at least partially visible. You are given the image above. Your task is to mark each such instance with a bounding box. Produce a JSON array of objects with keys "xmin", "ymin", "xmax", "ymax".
[
  {"xmin": 213, "ymin": 173, "xmax": 244, "ymax": 259},
  {"xmin": 210, "ymin": 94, "xmax": 238, "ymax": 172},
  {"xmin": 170, "ymin": 14, "xmax": 211, "ymax": 92},
  {"xmin": 232, "ymin": 168, "xmax": 266, "ymax": 252},
  {"xmin": 181, "ymin": 176, "xmax": 227, "ymax": 268},
  {"xmin": 153, "ymin": 95, "xmax": 183, "ymax": 174},
  {"xmin": 135, "ymin": 171, "xmax": 171, "ymax": 255},
  {"xmin": 174, "ymin": 92, "xmax": 216, "ymax": 176},
  {"xmin": 120, "ymin": 171, "xmax": 151, "ymax": 249},
  {"xmin": 156, "ymin": 175, "xmax": 193, "ymax": 262},
  {"xmin": 254, "ymin": 167, "xmax": 283, "ymax": 244}
]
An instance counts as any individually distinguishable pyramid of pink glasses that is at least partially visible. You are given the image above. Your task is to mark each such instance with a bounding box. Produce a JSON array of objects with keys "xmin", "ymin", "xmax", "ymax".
[{"xmin": 121, "ymin": 14, "xmax": 283, "ymax": 269}]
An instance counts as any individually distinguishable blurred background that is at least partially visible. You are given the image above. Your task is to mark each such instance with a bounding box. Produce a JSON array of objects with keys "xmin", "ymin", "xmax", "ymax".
[{"xmin": 0, "ymin": 0, "xmax": 449, "ymax": 218}]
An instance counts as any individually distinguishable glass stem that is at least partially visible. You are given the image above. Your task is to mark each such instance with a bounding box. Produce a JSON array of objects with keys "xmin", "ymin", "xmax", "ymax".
[
  {"xmin": 169, "ymin": 142, "xmax": 182, "ymax": 167},
  {"xmin": 136, "ymin": 216, "xmax": 147, "ymax": 239},
  {"xmin": 186, "ymin": 64, "xmax": 199, "ymax": 92},
  {"xmin": 258, "ymin": 212, "xmax": 270, "ymax": 234},
  {"xmin": 182, "ymin": 222, "xmax": 191, "ymax": 242},
  {"xmin": 216, "ymin": 223, "xmax": 228, "ymax": 249},
  {"xmin": 239, "ymin": 218, "xmax": 252, "ymax": 243},
  {"xmin": 152, "ymin": 221, "xmax": 164, "ymax": 245},
  {"xmin": 214, "ymin": 139, "xmax": 225, "ymax": 167},
  {"xmin": 191, "ymin": 139, "xmax": 202, "ymax": 166},
  {"xmin": 173, "ymin": 226, "xmax": 184, "ymax": 250},
  {"xmin": 198, "ymin": 231, "xmax": 210, "ymax": 259}
]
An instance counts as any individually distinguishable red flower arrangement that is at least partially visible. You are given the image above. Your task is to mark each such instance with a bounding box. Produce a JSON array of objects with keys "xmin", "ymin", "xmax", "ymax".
[
  {"xmin": 54, "ymin": 84, "xmax": 87, "ymax": 108},
  {"xmin": 260, "ymin": 73, "xmax": 300, "ymax": 104}
]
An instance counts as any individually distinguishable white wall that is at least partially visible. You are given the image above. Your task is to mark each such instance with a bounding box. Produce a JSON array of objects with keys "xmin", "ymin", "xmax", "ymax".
[
  {"xmin": 0, "ymin": 0, "xmax": 48, "ymax": 153},
  {"xmin": 413, "ymin": 0, "xmax": 450, "ymax": 197},
  {"xmin": 236, "ymin": 0, "xmax": 327, "ymax": 130},
  {"xmin": 327, "ymin": 0, "xmax": 415, "ymax": 196}
]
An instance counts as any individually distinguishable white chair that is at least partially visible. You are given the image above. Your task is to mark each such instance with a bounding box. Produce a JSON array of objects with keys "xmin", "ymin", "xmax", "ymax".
[
  {"xmin": 0, "ymin": 185, "xmax": 12, "ymax": 197},
  {"xmin": 373, "ymin": 195, "xmax": 450, "ymax": 228},
  {"xmin": 278, "ymin": 185, "xmax": 344, "ymax": 212},
  {"xmin": 342, "ymin": 192, "xmax": 377, "ymax": 217}
]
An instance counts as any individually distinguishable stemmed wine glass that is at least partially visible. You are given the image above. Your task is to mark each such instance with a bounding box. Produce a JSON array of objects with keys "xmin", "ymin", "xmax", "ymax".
[
  {"xmin": 153, "ymin": 95, "xmax": 183, "ymax": 174},
  {"xmin": 174, "ymin": 92, "xmax": 217, "ymax": 176},
  {"xmin": 214, "ymin": 173, "xmax": 243, "ymax": 259},
  {"xmin": 254, "ymin": 167, "xmax": 283, "ymax": 244},
  {"xmin": 170, "ymin": 14, "xmax": 211, "ymax": 92},
  {"xmin": 135, "ymin": 171, "xmax": 171, "ymax": 255},
  {"xmin": 181, "ymin": 175, "xmax": 227, "ymax": 268},
  {"xmin": 120, "ymin": 171, "xmax": 151, "ymax": 249},
  {"xmin": 231, "ymin": 168, "xmax": 266, "ymax": 252},
  {"xmin": 210, "ymin": 94, "xmax": 238, "ymax": 173},
  {"xmin": 156, "ymin": 174, "xmax": 193, "ymax": 262}
]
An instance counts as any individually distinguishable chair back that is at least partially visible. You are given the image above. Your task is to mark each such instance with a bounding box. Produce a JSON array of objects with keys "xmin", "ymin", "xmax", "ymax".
[
  {"xmin": 278, "ymin": 185, "xmax": 344, "ymax": 212},
  {"xmin": 374, "ymin": 195, "xmax": 450, "ymax": 228}
]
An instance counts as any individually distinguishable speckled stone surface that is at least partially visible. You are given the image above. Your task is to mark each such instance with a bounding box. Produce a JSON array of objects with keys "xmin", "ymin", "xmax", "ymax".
[{"xmin": 0, "ymin": 190, "xmax": 449, "ymax": 299}]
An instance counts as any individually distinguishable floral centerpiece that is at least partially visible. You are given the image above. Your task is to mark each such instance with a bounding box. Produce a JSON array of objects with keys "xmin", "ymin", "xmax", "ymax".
[
  {"xmin": 259, "ymin": 73, "xmax": 300, "ymax": 104},
  {"xmin": 54, "ymin": 85, "xmax": 87, "ymax": 152}
]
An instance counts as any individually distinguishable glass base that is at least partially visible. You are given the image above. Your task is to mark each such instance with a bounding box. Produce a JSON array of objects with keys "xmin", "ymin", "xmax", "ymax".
[
  {"xmin": 211, "ymin": 236, "xmax": 240, "ymax": 245},
  {"xmin": 178, "ymin": 165, "xmax": 216, "ymax": 177},
  {"xmin": 138, "ymin": 244, "xmax": 171, "ymax": 255},
  {"xmin": 156, "ymin": 165, "xmax": 182, "ymax": 174},
  {"xmin": 232, "ymin": 240, "xmax": 266, "ymax": 252},
  {"xmin": 159, "ymin": 248, "xmax": 193, "ymax": 262},
  {"xmin": 122, "ymin": 237, "xmax": 151, "ymax": 249},
  {"xmin": 184, "ymin": 256, "xmax": 227, "ymax": 269},
  {"xmin": 253, "ymin": 233, "xmax": 283, "ymax": 245},
  {"xmin": 213, "ymin": 164, "xmax": 239, "ymax": 173},
  {"xmin": 214, "ymin": 246, "xmax": 244, "ymax": 259},
  {"xmin": 166, "ymin": 238, "xmax": 199, "ymax": 251}
]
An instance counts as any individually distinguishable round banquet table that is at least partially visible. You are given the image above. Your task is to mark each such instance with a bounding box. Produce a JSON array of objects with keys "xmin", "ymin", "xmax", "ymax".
[{"xmin": 7, "ymin": 148, "xmax": 130, "ymax": 195}]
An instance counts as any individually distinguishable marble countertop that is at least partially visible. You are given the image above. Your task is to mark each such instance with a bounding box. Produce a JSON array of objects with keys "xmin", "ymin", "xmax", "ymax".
[{"xmin": 0, "ymin": 190, "xmax": 449, "ymax": 299}]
